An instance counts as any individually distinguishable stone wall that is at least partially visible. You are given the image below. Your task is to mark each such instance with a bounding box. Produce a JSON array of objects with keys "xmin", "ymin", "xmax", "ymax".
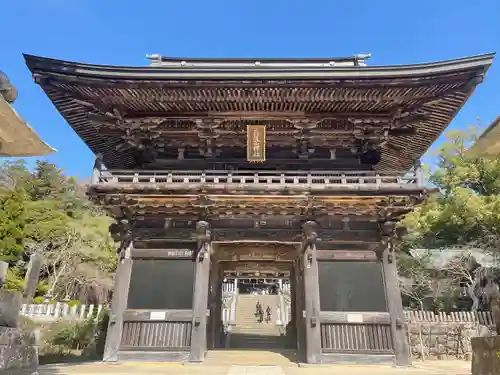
[
  {"xmin": 408, "ymin": 322, "xmax": 495, "ymax": 360},
  {"xmin": 0, "ymin": 290, "xmax": 39, "ymax": 374},
  {"xmin": 0, "ymin": 327, "xmax": 38, "ymax": 374},
  {"xmin": 471, "ymin": 335, "xmax": 500, "ymax": 375}
]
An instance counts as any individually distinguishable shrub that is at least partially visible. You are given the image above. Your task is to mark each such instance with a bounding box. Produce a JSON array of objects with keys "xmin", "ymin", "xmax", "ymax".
[
  {"xmin": 82, "ymin": 307, "xmax": 109, "ymax": 359},
  {"xmin": 67, "ymin": 299, "xmax": 81, "ymax": 308},
  {"xmin": 32, "ymin": 296, "xmax": 55, "ymax": 304},
  {"xmin": 41, "ymin": 307, "xmax": 110, "ymax": 359}
]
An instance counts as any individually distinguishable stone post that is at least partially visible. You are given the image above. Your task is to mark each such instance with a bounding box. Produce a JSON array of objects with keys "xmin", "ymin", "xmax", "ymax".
[{"xmin": 23, "ymin": 253, "xmax": 43, "ymax": 303}]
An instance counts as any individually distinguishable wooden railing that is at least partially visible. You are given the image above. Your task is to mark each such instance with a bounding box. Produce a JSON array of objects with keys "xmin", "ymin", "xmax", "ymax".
[{"xmin": 91, "ymin": 169, "xmax": 424, "ymax": 190}]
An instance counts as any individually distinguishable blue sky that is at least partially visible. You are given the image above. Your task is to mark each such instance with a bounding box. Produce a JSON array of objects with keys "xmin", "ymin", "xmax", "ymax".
[{"xmin": 2, "ymin": 0, "xmax": 499, "ymax": 178}]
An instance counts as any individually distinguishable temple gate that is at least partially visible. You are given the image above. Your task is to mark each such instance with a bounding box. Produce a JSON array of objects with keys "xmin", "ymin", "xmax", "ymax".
[{"xmin": 24, "ymin": 52, "xmax": 494, "ymax": 364}]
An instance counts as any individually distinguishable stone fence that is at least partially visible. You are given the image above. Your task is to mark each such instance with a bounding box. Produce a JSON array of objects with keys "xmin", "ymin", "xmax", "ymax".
[
  {"xmin": 405, "ymin": 310, "xmax": 496, "ymax": 360},
  {"xmin": 20, "ymin": 303, "xmax": 104, "ymax": 322}
]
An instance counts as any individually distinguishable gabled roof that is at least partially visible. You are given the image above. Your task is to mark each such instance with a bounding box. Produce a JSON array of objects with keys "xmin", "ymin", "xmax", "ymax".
[{"xmin": 23, "ymin": 53, "xmax": 494, "ymax": 170}]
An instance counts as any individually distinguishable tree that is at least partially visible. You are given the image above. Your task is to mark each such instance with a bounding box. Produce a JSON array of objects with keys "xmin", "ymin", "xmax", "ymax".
[
  {"xmin": 402, "ymin": 127, "xmax": 500, "ymax": 255},
  {"xmin": 0, "ymin": 189, "xmax": 26, "ymax": 262},
  {"xmin": 0, "ymin": 159, "xmax": 116, "ymax": 303},
  {"xmin": 399, "ymin": 126, "xmax": 500, "ymax": 325},
  {"xmin": 398, "ymin": 252, "xmax": 433, "ymax": 310}
]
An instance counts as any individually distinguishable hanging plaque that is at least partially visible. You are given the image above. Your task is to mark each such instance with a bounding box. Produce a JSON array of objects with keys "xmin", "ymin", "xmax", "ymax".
[{"xmin": 247, "ymin": 125, "xmax": 266, "ymax": 162}]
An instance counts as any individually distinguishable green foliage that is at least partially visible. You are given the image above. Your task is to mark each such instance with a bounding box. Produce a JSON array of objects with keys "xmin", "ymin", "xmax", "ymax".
[
  {"xmin": 32, "ymin": 296, "xmax": 55, "ymax": 304},
  {"xmin": 42, "ymin": 309, "xmax": 109, "ymax": 360},
  {"xmin": 0, "ymin": 159, "xmax": 116, "ymax": 303},
  {"xmin": 4, "ymin": 267, "xmax": 25, "ymax": 291},
  {"xmin": 0, "ymin": 189, "xmax": 26, "ymax": 262},
  {"xmin": 398, "ymin": 126, "xmax": 500, "ymax": 311},
  {"xmin": 401, "ymin": 127, "xmax": 500, "ymax": 256}
]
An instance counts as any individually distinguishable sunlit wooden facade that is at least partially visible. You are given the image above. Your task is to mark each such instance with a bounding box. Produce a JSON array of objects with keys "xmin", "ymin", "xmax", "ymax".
[{"xmin": 25, "ymin": 53, "xmax": 494, "ymax": 364}]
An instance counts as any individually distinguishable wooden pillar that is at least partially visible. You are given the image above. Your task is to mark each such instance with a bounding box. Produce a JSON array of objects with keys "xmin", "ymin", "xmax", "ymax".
[
  {"xmin": 207, "ymin": 259, "xmax": 220, "ymax": 350},
  {"xmin": 292, "ymin": 260, "xmax": 304, "ymax": 356},
  {"xmin": 103, "ymin": 238, "xmax": 133, "ymax": 362},
  {"xmin": 302, "ymin": 221, "xmax": 322, "ymax": 364},
  {"xmin": 189, "ymin": 221, "xmax": 212, "ymax": 362},
  {"xmin": 379, "ymin": 221, "xmax": 411, "ymax": 366}
]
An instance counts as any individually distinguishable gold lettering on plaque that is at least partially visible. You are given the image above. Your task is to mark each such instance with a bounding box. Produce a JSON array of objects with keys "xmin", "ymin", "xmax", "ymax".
[{"xmin": 247, "ymin": 125, "xmax": 266, "ymax": 162}]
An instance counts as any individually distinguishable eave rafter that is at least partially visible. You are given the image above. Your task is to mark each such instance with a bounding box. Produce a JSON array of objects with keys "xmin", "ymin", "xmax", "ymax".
[{"xmin": 91, "ymin": 193, "xmax": 422, "ymax": 221}]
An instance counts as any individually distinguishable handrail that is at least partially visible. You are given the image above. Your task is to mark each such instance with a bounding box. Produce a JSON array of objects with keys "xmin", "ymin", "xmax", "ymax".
[
  {"xmin": 229, "ymin": 294, "xmax": 237, "ymax": 324},
  {"xmin": 91, "ymin": 169, "xmax": 424, "ymax": 188}
]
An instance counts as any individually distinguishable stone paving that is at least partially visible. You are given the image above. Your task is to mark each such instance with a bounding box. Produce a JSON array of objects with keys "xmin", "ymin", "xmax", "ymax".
[{"xmin": 38, "ymin": 360, "xmax": 473, "ymax": 375}]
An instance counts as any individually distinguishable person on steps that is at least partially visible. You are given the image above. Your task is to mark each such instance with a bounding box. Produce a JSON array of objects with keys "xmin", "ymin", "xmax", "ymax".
[
  {"xmin": 266, "ymin": 305, "xmax": 272, "ymax": 323},
  {"xmin": 255, "ymin": 300, "xmax": 261, "ymax": 317}
]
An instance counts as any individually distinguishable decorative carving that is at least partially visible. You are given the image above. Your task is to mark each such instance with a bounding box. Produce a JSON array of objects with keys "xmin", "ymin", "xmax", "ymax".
[
  {"xmin": 190, "ymin": 194, "xmax": 215, "ymax": 209},
  {"xmin": 302, "ymin": 221, "xmax": 319, "ymax": 249},
  {"xmin": 212, "ymin": 229, "xmax": 300, "ymax": 242},
  {"xmin": 195, "ymin": 221, "xmax": 212, "ymax": 262},
  {"xmin": 109, "ymin": 219, "xmax": 131, "ymax": 243},
  {"xmin": 301, "ymin": 221, "xmax": 319, "ymax": 268},
  {"xmin": 377, "ymin": 220, "xmax": 397, "ymax": 263},
  {"xmin": 216, "ymin": 243, "xmax": 294, "ymax": 262}
]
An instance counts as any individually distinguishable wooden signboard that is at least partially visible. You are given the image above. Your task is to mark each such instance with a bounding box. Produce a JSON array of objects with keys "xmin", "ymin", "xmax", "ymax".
[
  {"xmin": 131, "ymin": 248, "xmax": 194, "ymax": 259},
  {"xmin": 247, "ymin": 124, "xmax": 266, "ymax": 162}
]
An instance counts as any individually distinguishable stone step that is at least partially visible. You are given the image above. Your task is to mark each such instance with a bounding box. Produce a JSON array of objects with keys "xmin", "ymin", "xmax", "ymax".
[
  {"xmin": 228, "ymin": 339, "xmax": 289, "ymax": 349},
  {"xmin": 204, "ymin": 349, "xmax": 297, "ymax": 366},
  {"xmin": 232, "ymin": 327, "xmax": 280, "ymax": 332},
  {"xmin": 231, "ymin": 335, "xmax": 284, "ymax": 343}
]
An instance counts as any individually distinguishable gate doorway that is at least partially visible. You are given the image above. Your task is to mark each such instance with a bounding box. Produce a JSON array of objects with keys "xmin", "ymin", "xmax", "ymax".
[{"xmin": 206, "ymin": 243, "xmax": 305, "ymax": 362}]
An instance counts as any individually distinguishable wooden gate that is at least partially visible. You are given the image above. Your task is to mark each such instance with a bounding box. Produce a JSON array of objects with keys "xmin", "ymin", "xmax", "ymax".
[
  {"xmin": 317, "ymin": 260, "xmax": 396, "ymax": 363},
  {"xmin": 118, "ymin": 257, "xmax": 196, "ymax": 361},
  {"xmin": 320, "ymin": 311, "xmax": 393, "ymax": 355}
]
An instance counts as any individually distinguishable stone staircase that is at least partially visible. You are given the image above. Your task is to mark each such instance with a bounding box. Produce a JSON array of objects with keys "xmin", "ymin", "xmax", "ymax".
[{"xmin": 228, "ymin": 294, "xmax": 286, "ymax": 349}]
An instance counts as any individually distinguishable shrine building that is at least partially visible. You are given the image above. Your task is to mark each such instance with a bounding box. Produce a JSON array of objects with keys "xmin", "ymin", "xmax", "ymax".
[{"xmin": 24, "ymin": 52, "xmax": 494, "ymax": 365}]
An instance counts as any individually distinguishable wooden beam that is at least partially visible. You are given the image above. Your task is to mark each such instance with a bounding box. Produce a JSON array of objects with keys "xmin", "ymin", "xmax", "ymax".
[
  {"xmin": 320, "ymin": 311, "xmax": 391, "ymax": 325},
  {"xmin": 134, "ymin": 227, "xmax": 380, "ymax": 244},
  {"xmin": 130, "ymin": 248, "xmax": 194, "ymax": 259},
  {"xmin": 123, "ymin": 111, "xmax": 394, "ymax": 122},
  {"xmin": 316, "ymin": 250, "xmax": 377, "ymax": 261},
  {"xmin": 123, "ymin": 309, "xmax": 194, "ymax": 322}
]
